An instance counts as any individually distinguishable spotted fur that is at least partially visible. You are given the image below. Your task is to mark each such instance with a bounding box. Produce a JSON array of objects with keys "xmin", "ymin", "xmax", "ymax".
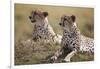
[
  {"xmin": 29, "ymin": 10, "xmax": 62, "ymax": 43},
  {"xmin": 51, "ymin": 15, "xmax": 94, "ymax": 62}
]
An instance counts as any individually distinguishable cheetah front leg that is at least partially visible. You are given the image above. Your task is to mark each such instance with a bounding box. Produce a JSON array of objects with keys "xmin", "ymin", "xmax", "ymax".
[{"xmin": 64, "ymin": 49, "xmax": 77, "ymax": 62}]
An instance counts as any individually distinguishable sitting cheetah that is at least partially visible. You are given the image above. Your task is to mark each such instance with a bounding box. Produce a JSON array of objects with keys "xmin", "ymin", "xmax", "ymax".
[
  {"xmin": 29, "ymin": 10, "xmax": 62, "ymax": 44},
  {"xmin": 51, "ymin": 15, "xmax": 94, "ymax": 62}
]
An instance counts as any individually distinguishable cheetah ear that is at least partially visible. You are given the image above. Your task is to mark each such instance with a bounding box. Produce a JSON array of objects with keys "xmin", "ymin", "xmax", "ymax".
[
  {"xmin": 43, "ymin": 12, "xmax": 48, "ymax": 17},
  {"xmin": 71, "ymin": 15, "xmax": 76, "ymax": 22}
]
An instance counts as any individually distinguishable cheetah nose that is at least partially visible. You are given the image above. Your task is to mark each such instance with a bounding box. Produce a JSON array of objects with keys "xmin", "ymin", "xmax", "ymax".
[
  {"xmin": 29, "ymin": 16, "xmax": 32, "ymax": 19},
  {"xmin": 59, "ymin": 23, "xmax": 62, "ymax": 25}
]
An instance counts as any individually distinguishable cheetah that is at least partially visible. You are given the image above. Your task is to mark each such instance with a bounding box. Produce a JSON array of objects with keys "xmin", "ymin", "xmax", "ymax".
[
  {"xmin": 29, "ymin": 10, "xmax": 62, "ymax": 44},
  {"xmin": 51, "ymin": 15, "xmax": 94, "ymax": 62}
]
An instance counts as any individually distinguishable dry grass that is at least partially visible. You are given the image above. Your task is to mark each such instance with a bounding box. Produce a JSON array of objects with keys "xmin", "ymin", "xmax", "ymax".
[
  {"xmin": 15, "ymin": 39, "xmax": 61, "ymax": 65},
  {"xmin": 14, "ymin": 3, "xmax": 94, "ymax": 65}
]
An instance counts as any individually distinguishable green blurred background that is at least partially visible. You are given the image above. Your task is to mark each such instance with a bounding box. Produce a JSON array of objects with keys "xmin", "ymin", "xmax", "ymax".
[{"xmin": 15, "ymin": 3, "xmax": 94, "ymax": 65}]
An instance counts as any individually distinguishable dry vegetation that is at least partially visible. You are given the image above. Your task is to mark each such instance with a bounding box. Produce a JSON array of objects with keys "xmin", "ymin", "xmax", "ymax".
[{"xmin": 14, "ymin": 4, "xmax": 94, "ymax": 65}]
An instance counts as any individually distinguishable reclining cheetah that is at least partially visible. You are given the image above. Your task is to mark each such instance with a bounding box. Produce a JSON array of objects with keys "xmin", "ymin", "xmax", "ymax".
[
  {"xmin": 51, "ymin": 15, "xmax": 94, "ymax": 62},
  {"xmin": 29, "ymin": 10, "xmax": 62, "ymax": 44}
]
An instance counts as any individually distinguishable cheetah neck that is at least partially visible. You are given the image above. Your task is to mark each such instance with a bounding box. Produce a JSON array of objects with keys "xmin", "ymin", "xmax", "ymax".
[
  {"xmin": 34, "ymin": 17, "xmax": 56, "ymax": 36},
  {"xmin": 63, "ymin": 22, "xmax": 81, "ymax": 37},
  {"xmin": 35, "ymin": 17, "xmax": 49, "ymax": 27}
]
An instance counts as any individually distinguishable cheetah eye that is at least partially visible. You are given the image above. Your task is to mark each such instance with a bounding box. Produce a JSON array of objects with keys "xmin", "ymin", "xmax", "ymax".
[
  {"xmin": 34, "ymin": 11, "xmax": 37, "ymax": 15},
  {"xmin": 64, "ymin": 17, "xmax": 67, "ymax": 21}
]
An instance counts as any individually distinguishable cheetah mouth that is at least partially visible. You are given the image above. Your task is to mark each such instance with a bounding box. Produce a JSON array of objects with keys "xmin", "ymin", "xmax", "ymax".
[
  {"xmin": 29, "ymin": 16, "xmax": 36, "ymax": 23},
  {"xmin": 59, "ymin": 23, "xmax": 62, "ymax": 26},
  {"xmin": 31, "ymin": 20, "xmax": 36, "ymax": 23}
]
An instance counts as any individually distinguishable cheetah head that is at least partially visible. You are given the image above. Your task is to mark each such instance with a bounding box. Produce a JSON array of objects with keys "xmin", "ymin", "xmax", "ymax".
[
  {"xmin": 59, "ymin": 15, "xmax": 76, "ymax": 31},
  {"xmin": 29, "ymin": 10, "xmax": 48, "ymax": 23}
]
